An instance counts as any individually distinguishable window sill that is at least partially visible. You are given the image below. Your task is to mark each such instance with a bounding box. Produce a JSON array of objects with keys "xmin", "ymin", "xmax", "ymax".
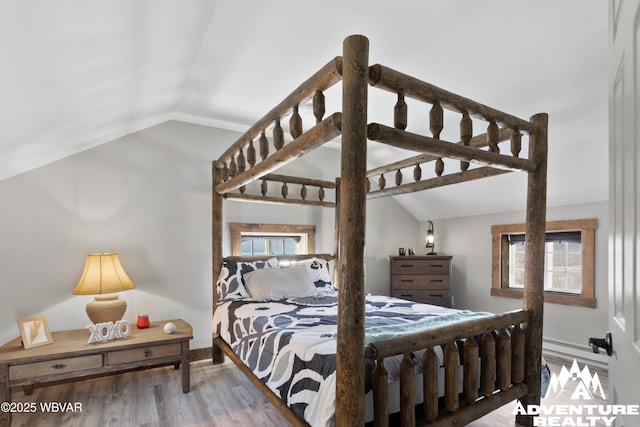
[{"xmin": 491, "ymin": 288, "xmax": 596, "ymax": 308}]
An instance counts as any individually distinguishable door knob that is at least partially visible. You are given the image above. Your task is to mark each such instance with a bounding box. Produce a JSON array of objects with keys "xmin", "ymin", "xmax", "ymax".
[{"xmin": 588, "ymin": 332, "xmax": 612, "ymax": 356}]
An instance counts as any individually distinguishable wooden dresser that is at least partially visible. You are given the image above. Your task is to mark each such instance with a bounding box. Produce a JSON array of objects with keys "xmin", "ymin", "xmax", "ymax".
[
  {"xmin": 390, "ymin": 255, "xmax": 453, "ymax": 307},
  {"xmin": 0, "ymin": 319, "xmax": 192, "ymax": 427}
]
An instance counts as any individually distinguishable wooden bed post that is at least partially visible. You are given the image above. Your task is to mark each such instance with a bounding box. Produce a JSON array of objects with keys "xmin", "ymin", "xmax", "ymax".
[
  {"xmin": 517, "ymin": 113, "xmax": 548, "ymax": 427},
  {"xmin": 333, "ymin": 177, "xmax": 341, "ymax": 288},
  {"xmin": 212, "ymin": 162, "xmax": 225, "ymax": 364},
  {"xmin": 336, "ymin": 34, "xmax": 369, "ymax": 427}
]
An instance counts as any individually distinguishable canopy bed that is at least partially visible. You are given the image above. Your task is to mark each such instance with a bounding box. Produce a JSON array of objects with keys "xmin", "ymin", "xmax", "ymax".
[{"xmin": 211, "ymin": 35, "xmax": 547, "ymax": 427}]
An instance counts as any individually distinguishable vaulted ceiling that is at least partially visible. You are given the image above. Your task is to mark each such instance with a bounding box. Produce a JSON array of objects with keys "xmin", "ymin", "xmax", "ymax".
[{"xmin": 0, "ymin": 0, "xmax": 608, "ymax": 220}]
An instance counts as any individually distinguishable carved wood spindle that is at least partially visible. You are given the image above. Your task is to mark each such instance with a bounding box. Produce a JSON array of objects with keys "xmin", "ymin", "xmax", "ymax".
[
  {"xmin": 430, "ymin": 101, "xmax": 444, "ymax": 138},
  {"xmin": 318, "ymin": 186, "xmax": 325, "ymax": 201},
  {"xmin": 273, "ymin": 119, "xmax": 284, "ymax": 150},
  {"xmin": 511, "ymin": 324, "xmax": 525, "ymax": 384},
  {"xmin": 435, "ymin": 159, "xmax": 444, "ymax": 177},
  {"xmin": 290, "ymin": 105, "xmax": 303, "ymax": 139},
  {"xmin": 313, "ymin": 90, "xmax": 325, "ymax": 124},
  {"xmin": 496, "ymin": 328, "xmax": 512, "ymax": 391},
  {"xmin": 480, "ymin": 332, "xmax": 496, "ymax": 397},
  {"xmin": 511, "ymin": 128, "xmax": 522, "ymax": 158},
  {"xmin": 394, "ymin": 91, "xmax": 407, "ymax": 130},
  {"xmin": 229, "ymin": 156, "xmax": 237, "ymax": 178},
  {"xmin": 487, "ymin": 120, "xmax": 500, "ymax": 153},
  {"xmin": 430, "ymin": 102, "xmax": 445, "ymax": 176},
  {"xmin": 247, "ymin": 139, "xmax": 256, "ymax": 167},
  {"xmin": 395, "ymin": 169, "xmax": 402, "ymax": 186},
  {"xmin": 281, "ymin": 182, "xmax": 288, "ymax": 199},
  {"xmin": 399, "ymin": 352, "xmax": 415, "ymax": 427},
  {"xmin": 460, "ymin": 111, "xmax": 472, "ymax": 171},
  {"xmin": 222, "ymin": 164, "xmax": 229, "ymax": 181},
  {"xmin": 366, "ymin": 178, "xmax": 371, "ymax": 193},
  {"xmin": 237, "ymin": 148, "xmax": 246, "ymax": 173},
  {"xmin": 463, "ymin": 337, "xmax": 479, "ymax": 405},
  {"xmin": 259, "ymin": 131, "xmax": 270, "ymax": 160},
  {"xmin": 378, "ymin": 174, "xmax": 386, "ymax": 190},
  {"xmin": 300, "ymin": 184, "xmax": 307, "ymax": 200},
  {"xmin": 413, "ymin": 164, "xmax": 422, "ymax": 182},
  {"xmin": 445, "ymin": 341, "xmax": 459, "ymax": 412},
  {"xmin": 239, "ymin": 185, "xmax": 246, "ymax": 194},
  {"xmin": 422, "ymin": 347, "xmax": 438, "ymax": 422},
  {"xmin": 261, "ymin": 179, "xmax": 268, "ymax": 197},
  {"xmin": 372, "ymin": 358, "xmax": 389, "ymax": 427}
]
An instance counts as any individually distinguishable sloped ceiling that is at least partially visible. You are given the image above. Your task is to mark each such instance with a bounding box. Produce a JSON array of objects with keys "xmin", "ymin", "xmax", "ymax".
[{"xmin": 0, "ymin": 0, "xmax": 608, "ymax": 221}]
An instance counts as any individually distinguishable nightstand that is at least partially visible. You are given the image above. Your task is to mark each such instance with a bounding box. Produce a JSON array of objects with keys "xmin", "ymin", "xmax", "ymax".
[
  {"xmin": 390, "ymin": 255, "xmax": 453, "ymax": 307},
  {"xmin": 0, "ymin": 319, "xmax": 192, "ymax": 427}
]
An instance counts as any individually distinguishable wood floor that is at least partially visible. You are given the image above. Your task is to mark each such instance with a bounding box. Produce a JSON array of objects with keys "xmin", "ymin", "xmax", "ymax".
[{"xmin": 9, "ymin": 354, "xmax": 608, "ymax": 426}]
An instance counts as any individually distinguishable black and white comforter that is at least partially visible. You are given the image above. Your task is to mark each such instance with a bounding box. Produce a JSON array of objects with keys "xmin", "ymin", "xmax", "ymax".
[{"xmin": 213, "ymin": 292, "xmax": 490, "ymax": 426}]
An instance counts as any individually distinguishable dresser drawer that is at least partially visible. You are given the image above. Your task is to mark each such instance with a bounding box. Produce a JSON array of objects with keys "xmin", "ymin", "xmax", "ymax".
[
  {"xmin": 10, "ymin": 355, "xmax": 103, "ymax": 381},
  {"xmin": 392, "ymin": 290, "xmax": 451, "ymax": 307},
  {"xmin": 393, "ymin": 274, "xmax": 449, "ymax": 290},
  {"xmin": 392, "ymin": 259, "xmax": 450, "ymax": 275},
  {"xmin": 107, "ymin": 343, "xmax": 181, "ymax": 365}
]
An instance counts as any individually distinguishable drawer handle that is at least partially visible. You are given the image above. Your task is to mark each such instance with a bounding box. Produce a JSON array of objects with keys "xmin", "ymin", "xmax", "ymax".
[
  {"xmin": 400, "ymin": 264, "xmax": 414, "ymax": 268},
  {"xmin": 431, "ymin": 264, "xmax": 443, "ymax": 268},
  {"xmin": 430, "ymin": 279, "xmax": 444, "ymax": 283},
  {"xmin": 51, "ymin": 363, "xmax": 66, "ymax": 370},
  {"xmin": 144, "ymin": 349, "xmax": 151, "ymax": 358},
  {"xmin": 430, "ymin": 294, "xmax": 444, "ymax": 298},
  {"xmin": 401, "ymin": 294, "xmax": 413, "ymax": 297},
  {"xmin": 400, "ymin": 279, "xmax": 415, "ymax": 283}
]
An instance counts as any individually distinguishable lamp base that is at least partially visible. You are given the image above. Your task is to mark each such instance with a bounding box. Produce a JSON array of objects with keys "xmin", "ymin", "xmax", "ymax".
[{"xmin": 86, "ymin": 294, "xmax": 127, "ymax": 324}]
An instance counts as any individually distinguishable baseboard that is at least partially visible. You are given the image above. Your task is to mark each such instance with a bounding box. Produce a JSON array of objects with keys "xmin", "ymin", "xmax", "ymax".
[
  {"xmin": 189, "ymin": 346, "xmax": 212, "ymax": 362},
  {"xmin": 542, "ymin": 338, "xmax": 609, "ymax": 369}
]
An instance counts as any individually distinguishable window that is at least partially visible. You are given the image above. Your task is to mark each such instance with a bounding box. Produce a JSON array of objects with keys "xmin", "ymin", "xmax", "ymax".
[
  {"xmin": 229, "ymin": 223, "xmax": 315, "ymax": 257},
  {"xmin": 491, "ymin": 219, "xmax": 597, "ymax": 308}
]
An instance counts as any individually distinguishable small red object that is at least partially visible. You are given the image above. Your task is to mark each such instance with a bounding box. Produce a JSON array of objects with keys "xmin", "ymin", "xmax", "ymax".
[{"xmin": 136, "ymin": 314, "xmax": 150, "ymax": 329}]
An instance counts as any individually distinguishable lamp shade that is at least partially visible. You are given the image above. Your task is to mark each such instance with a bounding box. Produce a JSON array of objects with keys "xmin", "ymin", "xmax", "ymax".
[{"xmin": 72, "ymin": 253, "xmax": 136, "ymax": 295}]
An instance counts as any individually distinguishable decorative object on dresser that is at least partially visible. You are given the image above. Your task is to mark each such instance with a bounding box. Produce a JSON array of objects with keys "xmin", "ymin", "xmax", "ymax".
[
  {"xmin": 0, "ymin": 319, "xmax": 192, "ymax": 427},
  {"xmin": 72, "ymin": 253, "xmax": 136, "ymax": 324},
  {"xmin": 17, "ymin": 316, "xmax": 53, "ymax": 349},
  {"xmin": 425, "ymin": 219, "xmax": 437, "ymax": 255},
  {"xmin": 390, "ymin": 255, "xmax": 452, "ymax": 307},
  {"xmin": 136, "ymin": 314, "xmax": 150, "ymax": 329}
]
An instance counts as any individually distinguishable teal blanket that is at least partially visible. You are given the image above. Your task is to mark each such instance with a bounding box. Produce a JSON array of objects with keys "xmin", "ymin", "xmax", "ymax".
[{"xmin": 364, "ymin": 310, "xmax": 493, "ymax": 345}]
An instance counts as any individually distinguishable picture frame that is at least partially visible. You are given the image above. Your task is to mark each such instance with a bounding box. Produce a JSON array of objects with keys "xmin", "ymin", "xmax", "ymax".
[{"xmin": 18, "ymin": 315, "xmax": 53, "ymax": 349}]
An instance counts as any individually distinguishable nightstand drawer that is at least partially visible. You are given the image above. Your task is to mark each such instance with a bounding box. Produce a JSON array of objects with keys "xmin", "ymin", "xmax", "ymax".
[
  {"xmin": 392, "ymin": 259, "xmax": 450, "ymax": 275},
  {"xmin": 9, "ymin": 355, "xmax": 102, "ymax": 381},
  {"xmin": 107, "ymin": 343, "xmax": 181, "ymax": 365},
  {"xmin": 393, "ymin": 290, "xmax": 451, "ymax": 307},
  {"xmin": 393, "ymin": 274, "xmax": 449, "ymax": 290}
]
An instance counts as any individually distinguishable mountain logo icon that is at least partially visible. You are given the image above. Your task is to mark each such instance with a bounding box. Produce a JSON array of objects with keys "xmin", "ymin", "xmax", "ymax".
[{"xmin": 547, "ymin": 359, "xmax": 606, "ymax": 400}]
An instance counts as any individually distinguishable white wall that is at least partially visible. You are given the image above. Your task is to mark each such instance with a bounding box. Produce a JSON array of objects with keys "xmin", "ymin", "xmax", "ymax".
[
  {"xmin": 422, "ymin": 201, "xmax": 609, "ymax": 358},
  {"xmin": 0, "ymin": 120, "xmax": 419, "ymax": 348}
]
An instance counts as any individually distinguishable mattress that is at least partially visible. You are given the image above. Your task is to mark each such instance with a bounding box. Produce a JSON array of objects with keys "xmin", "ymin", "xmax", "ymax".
[{"xmin": 213, "ymin": 292, "xmax": 492, "ymax": 426}]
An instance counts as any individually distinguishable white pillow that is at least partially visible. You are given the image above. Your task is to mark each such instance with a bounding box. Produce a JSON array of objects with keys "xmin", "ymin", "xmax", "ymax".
[{"xmin": 244, "ymin": 265, "xmax": 318, "ymax": 300}]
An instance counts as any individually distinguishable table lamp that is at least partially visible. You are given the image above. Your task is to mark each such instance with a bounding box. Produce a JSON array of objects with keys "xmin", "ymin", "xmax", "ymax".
[
  {"xmin": 426, "ymin": 220, "xmax": 437, "ymax": 255},
  {"xmin": 72, "ymin": 253, "xmax": 136, "ymax": 324}
]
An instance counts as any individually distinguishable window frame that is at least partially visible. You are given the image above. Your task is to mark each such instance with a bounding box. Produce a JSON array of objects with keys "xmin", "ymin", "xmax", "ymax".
[
  {"xmin": 490, "ymin": 218, "xmax": 597, "ymax": 308},
  {"xmin": 229, "ymin": 223, "xmax": 315, "ymax": 257}
]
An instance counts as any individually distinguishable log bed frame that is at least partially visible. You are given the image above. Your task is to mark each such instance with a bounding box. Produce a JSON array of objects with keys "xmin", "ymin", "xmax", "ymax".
[{"xmin": 212, "ymin": 35, "xmax": 547, "ymax": 427}]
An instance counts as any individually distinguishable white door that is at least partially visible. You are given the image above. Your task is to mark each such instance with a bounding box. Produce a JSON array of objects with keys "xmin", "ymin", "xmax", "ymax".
[{"xmin": 609, "ymin": 1, "xmax": 640, "ymax": 426}]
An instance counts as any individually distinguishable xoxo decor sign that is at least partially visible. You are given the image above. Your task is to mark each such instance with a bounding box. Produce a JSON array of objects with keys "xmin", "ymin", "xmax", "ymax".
[{"xmin": 86, "ymin": 320, "xmax": 131, "ymax": 343}]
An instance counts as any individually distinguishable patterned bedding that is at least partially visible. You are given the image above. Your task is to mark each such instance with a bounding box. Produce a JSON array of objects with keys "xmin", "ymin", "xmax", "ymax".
[{"xmin": 213, "ymin": 291, "xmax": 487, "ymax": 427}]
